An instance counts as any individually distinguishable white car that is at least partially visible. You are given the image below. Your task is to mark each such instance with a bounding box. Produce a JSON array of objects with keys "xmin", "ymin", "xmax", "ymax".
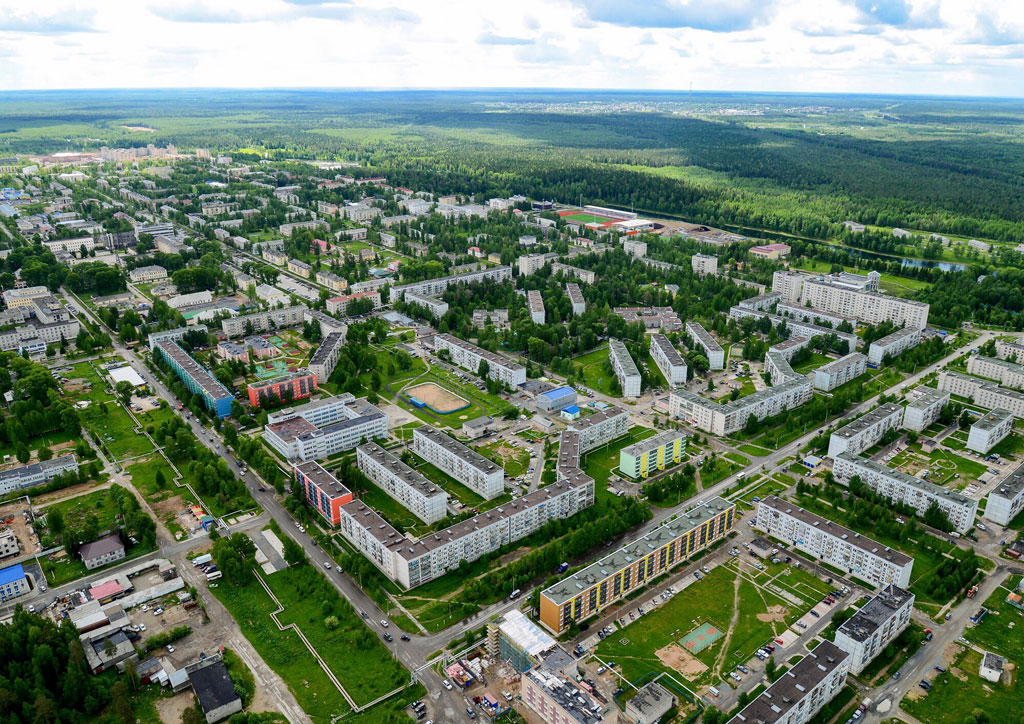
[
  {"xmin": 154, "ymin": 607, "xmax": 164, "ymax": 615},
  {"xmin": 442, "ymin": 679, "xmax": 453, "ymax": 691},
  {"xmin": 139, "ymin": 624, "xmax": 147, "ymax": 631},
  {"xmin": 167, "ymin": 645, "xmax": 175, "ymax": 653},
  {"xmin": 323, "ymin": 561, "xmax": 331, "ymax": 570},
  {"xmin": 380, "ymin": 619, "xmax": 389, "ymax": 628},
  {"xmin": 141, "ymin": 604, "xmax": 149, "ymax": 612}
]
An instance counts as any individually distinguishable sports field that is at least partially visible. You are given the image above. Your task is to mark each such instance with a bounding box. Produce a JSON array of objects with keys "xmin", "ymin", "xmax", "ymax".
[
  {"xmin": 406, "ymin": 382, "xmax": 470, "ymax": 414},
  {"xmin": 558, "ymin": 210, "xmax": 618, "ymax": 226}
]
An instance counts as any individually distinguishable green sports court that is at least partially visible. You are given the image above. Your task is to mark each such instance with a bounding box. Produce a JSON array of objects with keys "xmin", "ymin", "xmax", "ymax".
[{"xmin": 680, "ymin": 621, "xmax": 724, "ymax": 653}]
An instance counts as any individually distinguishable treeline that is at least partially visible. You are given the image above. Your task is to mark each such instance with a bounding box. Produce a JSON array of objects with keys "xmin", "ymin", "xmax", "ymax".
[{"xmin": 642, "ymin": 465, "xmax": 697, "ymax": 505}]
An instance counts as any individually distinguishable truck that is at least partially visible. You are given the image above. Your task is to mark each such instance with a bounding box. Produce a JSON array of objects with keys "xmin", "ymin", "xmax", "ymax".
[
  {"xmin": 967, "ymin": 585, "xmax": 979, "ymax": 598},
  {"xmin": 206, "ymin": 571, "xmax": 223, "ymax": 582},
  {"xmin": 192, "ymin": 553, "xmax": 213, "ymax": 567}
]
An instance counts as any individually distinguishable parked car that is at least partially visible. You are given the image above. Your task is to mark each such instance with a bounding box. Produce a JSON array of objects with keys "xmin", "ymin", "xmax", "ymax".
[
  {"xmin": 167, "ymin": 645, "xmax": 175, "ymax": 653},
  {"xmin": 153, "ymin": 607, "xmax": 164, "ymax": 615},
  {"xmin": 442, "ymin": 680, "xmax": 453, "ymax": 691}
]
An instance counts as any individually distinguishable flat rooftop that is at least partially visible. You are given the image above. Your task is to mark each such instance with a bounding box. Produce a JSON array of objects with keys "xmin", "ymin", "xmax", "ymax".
[
  {"xmin": 248, "ymin": 368, "xmax": 316, "ymax": 390},
  {"xmin": 686, "ymin": 320, "xmax": 723, "ymax": 352},
  {"xmin": 609, "ymin": 339, "xmax": 640, "ymax": 378},
  {"xmin": 542, "ymin": 497, "xmax": 735, "ymax": 605},
  {"xmin": 838, "ymin": 452, "xmax": 974, "ymax": 507},
  {"xmin": 973, "ymin": 408, "xmax": 1013, "ymax": 432},
  {"xmin": 872, "ymin": 326, "xmax": 922, "ymax": 346},
  {"xmin": 621, "ymin": 429, "xmax": 687, "ymax": 458},
  {"xmin": 650, "ymin": 333, "xmax": 685, "ymax": 365},
  {"xmin": 837, "ymin": 585, "xmax": 914, "ymax": 643},
  {"xmin": 309, "ymin": 332, "xmax": 345, "ymax": 366},
  {"xmin": 525, "ymin": 668, "xmax": 606, "ymax": 724},
  {"xmin": 990, "ymin": 463, "xmax": 1024, "ymax": 502},
  {"xmin": 832, "ymin": 403, "xmax": 903, "ymax": 440},
  {"xmin": 434, "ymin": 333, "xmax": 526, "ymax": 373},
  {"xmin": 294, "ymin": 460, "xmax": 351, "ymax": 500},
  {"xmin": 357, "ymin": 442, "xmax": 445, "ymax": 499},
  {"xmin": 817, "ymin": 352, "xmax": 866, "ymax": 374},
  {"xmin": 266, "ymin": 416, "xmax": 318, "ymax": 441},
  {"xmin": 566, "ymin": 283, "xmax": 585, "ymax": 304},
  {"xmin": 156, "ymin": 339, "xmax": 233, "ymax": 402},
  {"xmin": 528, "ymin": 289, "xmax": 545, "ymax": 313},
  {"xmin": 907, "ymin": 387, "xmax": 949, "ymax": 411},
  {"xmin": 414, "ymin": 425, "xmax": 500, "ymax": 474}
]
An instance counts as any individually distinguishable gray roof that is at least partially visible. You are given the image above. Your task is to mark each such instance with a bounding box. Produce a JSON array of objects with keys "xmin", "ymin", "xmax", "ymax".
[
  {"xmin": 837, "ymin": 585, "xmax": 914, "ymax": 642},
  {"xmin": 189, "ymin": 661, "xmax": 241, "ymax": 714},
  {"xmin": 832, "ymin": 403, "xmax": 903, "ymax": 440},
  {"xmin": 79, "ymin": 533, "xmax": 125, "ymax": 561}
]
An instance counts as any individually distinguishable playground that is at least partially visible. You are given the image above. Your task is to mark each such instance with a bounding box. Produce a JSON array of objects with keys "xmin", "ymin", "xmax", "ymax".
[
  {"xmin": 253, "ymin": 359, "xmax": 296, "ymax": 380},
  {"xmin": 405, "ymin": 382, "xmax": 470, "ymax": 415}
]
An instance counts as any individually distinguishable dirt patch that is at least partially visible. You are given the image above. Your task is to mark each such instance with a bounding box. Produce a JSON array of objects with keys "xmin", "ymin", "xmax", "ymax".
[
  {"xmin": 757, "ymin": 605, "xmax": 789, "ymax": 623},
  {"xmin": 655, "ymin": 643, "xmax": 709, "ymax": 679},
  {"xmin": 0, "ymin": 501, "xmax": 39, "ymax": 555},
  {"xmin": 32, "ymin": 480, "xmax": 107, "ymax": 506},
  {"xmin": 155, "ymin": 690, "xmax": 196, "ymax": 724},
  {"xmin": 499, "ymin": 546, "xmax": 531, "ymax": 566},
  {"xmin": 406, "ymin": 382, "xmax": 469, "ymax": 414}
]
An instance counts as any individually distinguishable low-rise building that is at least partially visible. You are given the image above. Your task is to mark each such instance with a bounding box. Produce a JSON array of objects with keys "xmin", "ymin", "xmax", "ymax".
[
  {"xmin": 0, "ymin": 563, "xmax": 30, "ymax": 602},
  {"xmin": 189, "ymin": 660, "xmax": 244, "ymax": 723},
  {"xmin": 536, "ymin": 386, "xmax": 578, "ymax": 413},
  {"xmin": 625, "ymin": 682, "xmax": 676, "ymax": 724},
  {"xmin": 903, "ymin": 387, "xmax": 950, "ymax": 432},
  {"xmin": 754, "ymin": 497, "xmax": 913, "ymax": 588},
  {"xmin": 833, "ymin": 585, "xmax": 914, "ymax": 674},
  {"xmin": 827, "ymin": 403, "xmax": 904, "ymax": 459},
  {"xmin": 749, "ymin": 243, "xmax": 791, "ymax": 260},
  {"xmin": 79, "ymin": 534, "xmax": 126, "ymax": 570},
  {"xmin": 287, "ymin": 258, "xmax": 312, "ymax": 278},
  {"xmin": 0, "ymin": 530, "xmax": 20, "ymax": 559},
  {"xmin": 686, "ymin": 321, "xmax": 724, "ymax": 369},
  {"xmin": 412, "ymin": 425, "xmax": 504, "ymax": 500},
  {"xmin": 967, "ymin": 408, "xmax": 1014, "ymax": 454},
  {"xmin": 814, "ymin": 352, "xmax": 867, "ymax": 391},
  {"xmin": 619, "ymin": 429, "xmax": 686, "ymax": 479},
  {"xmin": 129, "ymin": 265, "xmax": 168, "ymax": 283},
  {"xmin": 0, "ymin": 454, "xmax": 78, "ymax": 495},
  {"xmin": 980, "ymin": 652, "xmax": 1005, "ymax": 683},
  {"xmin": 357, "ymin": 442, "xmax": 448, "ymax": 524},
  {"xmin": 316, "ymin": 270, "xmax": 349, "ymax": 292},
  {"xmin": 168, "ymin": 291, "xmax": 213, "ymax": 309},
  {"xmin": 326, "ymin": 291, "xmax": 382, "ymax": 316}
]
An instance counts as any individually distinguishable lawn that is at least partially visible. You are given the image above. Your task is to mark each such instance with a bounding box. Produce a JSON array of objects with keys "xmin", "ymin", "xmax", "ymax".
[
  {"xmin": 582, "ymin": 425, "xmax": 658, "ymax": 504},
  {"xmin": 901, "ymin": 647, "xmax": 1022, "ymax": 724},
  {"xmin": 730, "ymin": 478, "xmax": 789, "ymax": 510},
  {"xmin": 41, "ymin": 488, "xmax": 123, "ymax": 531},
  {"xmin": 475, "ymin": 439, "xmax": 531, "ymax": 477},
  {"xmin": 42, "ymin": 539, "xmax": 156, "ymax": 587},
  {"xmin": 411, "ymin": 459, "xmax": 512, "ymax": 513},
  {"xmin": 964, "ymin": 574, "xmax": 1024, "ymax": 660},
  {"xmin": 700, "ymin": 457, "xmax": 742, "ymax": 486},
  {"xmin": 0, "ymin": 429, "xmax": 78, "ymax": 461},
  {"xmin": 573, "ymin": 346, "xmax": 621, "ymax": 397},
  {"xmin": 737, "ymin": 443, "xmax": 771, "ymax": 457},
  {"xmin": 79, "ymin": 403, "xmax": 155, "ymax": 460},
  {"xmin": 791, "ymin": 352, "xmax": 831, "ymax": 374}
]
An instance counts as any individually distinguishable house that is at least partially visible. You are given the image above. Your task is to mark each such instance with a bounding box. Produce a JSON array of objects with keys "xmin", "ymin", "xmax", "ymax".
[
  {"xmin": 979, "ymin": 652, "xmax": 1005, "ymax": 683},
  {"xmin": 462, "ymin": 416, "xmax": 492, "ymax": 440},
  {"xmin": 189, "ymin": 661, "xmax": 244, "ymax": 723},
  {"xmin": 79, "ymin": 533, "xmax": 126, "ymax": 570},
  {"xmin": 468, "ymin": 246, "xmax": 484, "ymax": 258},
  {"xmin": 0, "ymin": 563, "xmax": 30, "ymax": 601},
  {"xmin": 560, "ymin": 405, "xmax": 581, "ymax": 421}
]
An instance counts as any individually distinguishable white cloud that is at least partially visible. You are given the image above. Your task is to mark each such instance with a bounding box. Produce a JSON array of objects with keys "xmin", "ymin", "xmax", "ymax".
[{"xmin": 0, "ymin": 0, "xmax": 1020, "ymax": 96}]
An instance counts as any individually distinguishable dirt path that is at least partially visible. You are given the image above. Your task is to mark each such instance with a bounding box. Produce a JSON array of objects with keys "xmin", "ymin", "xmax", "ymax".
[{"xmin": 713, "ymin": 570, "xmax": 743, "ymax": 676}]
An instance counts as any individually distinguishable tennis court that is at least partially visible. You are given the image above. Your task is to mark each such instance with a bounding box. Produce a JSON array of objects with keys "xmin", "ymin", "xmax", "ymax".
[{"xmin": 680, "ymin": 622, "xmax": 724, "ymax": 653}]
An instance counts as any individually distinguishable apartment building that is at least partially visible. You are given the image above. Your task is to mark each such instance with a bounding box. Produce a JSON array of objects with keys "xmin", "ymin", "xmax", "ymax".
[
  {"xmin": 2, "ymin": 286, "xmax": 50, "ymax": 309},
  {"xmin": 262, "ymin": 248, "xmax": 288, "ymax": 265},
  {"xmin": 765, "ymin": 347, "xmax": 804, "ymax": 385},
  {"xmin": 622, "ymin": 239, "xmax": 647, "ymax": 258},
  {"xmin": 967, "ymin": 355, "xmax": 1024, "ymax": 391},
  {"xmin": 833, "ymin": 453, "xmax": 978, "ymax": 534},
  {"xmin": 728, "ymin": 642, "xmax": 850, "ymax": 724},
  {"xmin": 739, "ymin": 292, "xmax": 782, "ymax": 313},
  {"xmin": 307, "ymin": 331, "xmax": 346, "ymax": 383},
  {"xmin": 649, "ymin": 333, "xmax": 688, "ymax": 387},
  {"xmin": 221, "ymin": 305, "xmax": 306, "ymax": 337},
  {"xmin": 772, "ymin": 270, "xmax": 929, "ymax": 329},
  {"xmin": 685, "ymin": 321, "xmax": 725, "ymax": 369},
  {"xmin": 983, "ymin": 463, "xmax": 1024, "ymax": 526},
  {"xmin": 903, "ymin": 387, "xmax": 950, "ymax": 432},
  {"xmin": 154, "ymin": 339, "xmax": 233, "ymax": 418},
  {"xmin": 521, "ymin": 667, "xmax": 614, "ymax": 724},
  {"xmin": 389, "ymin": 266, "xmax": 512, "ymax": 303},
  {"xmin": 316, "ymin": 270, "xmax": 349, "ymax": 292},
  {"xmin": 834, "ymin": 586, "xmax": 914, "ymax": 675},
  {"xmin": 471, "ymin": 308, "xmax": 510, "ymax": 329},
  {"xmin": 326, "ymin": 291, "xmax": 382, "ymax": 316},
  {"xmin": 550, "ymin": 262, "xmax": 596, "ymax": 284},
  {"xmin": 43, "ymin": 236, "xmax": 95, "ymax": 255},
  {"xmin": 404, "ymin": 291, "xmax": 449, "ymax": 318},
  {"xmin": 565, "ymin": 406, "xmax": 630, "ymax": 453},
  {"xmin": 303, "ymin": 308, "xmax": 348, "ymax": 337},
  {"xmin": 938, "ymin": 370, "xmax": 1024, "ymax": 418},
  {"xmin": 280, "ymin": 220, "xmax": 329, "ymax": 237},
  {"xmin": 566, "ymin": 283, "xmax": 586, "ymax": 316},
  {"xmin": 754, "ymin": 497, "xmax": 914, "ymax": 588},
  {"xmin": 776, "ymin": 301, "xmax": 857, "ymax": 330},
  {"xmin": 294, "ymin": 461, "xmax": 354, "ymax": 527},
  {"xmin": 412, "ymin": 425, "xmax": 504, "ymax": 500},
  {"xmin": 539, "ymin": 497, "xmax": 736, "ymax": 634},
  {"xmin": 670, "ymin": 376, "xmax": 813, "ymax": 436},
  {"xmin": 691, "ymin": 253, "xmax": 718, "ymax": 276},
  {"xmin": 814, "ymin": 353, "xmax": 867, "ymax": 392},
  {"xmin": 996, "ymin": 339, "xmax": 1024, "ymax": 365},
  {"xmin": 518, "ymin": 253, "xmax": 558, "ymax": 276},
  {"xmin": 868, "ymin": 327, "xmax": 922, "ymax": 365},
  {"xmin": 429, "ymin": 333, "xmax": 527, "ymax": 387},
  {"xmin": 128, "ymin": 265, "xmax": 168, "ymax": 283},
  {"xmin": 247, "ymin": 369, "xmax": 318, "ymax": 407},
  {"xmin": 0, "ymin": 454, "xmax": 79, "ymax": 496},
  {"xmin": 968, "ymin": 408, "xmax": 1014, "ymax": 454},
  {"xmin": 619, "ymin": 429, "xmax": 687, "ymax": 479},
  {"xmin": 608, "ymin": 339, "xmax": 642, "ymax": 398},
  {"xmin": 264, "ymin": 397, "xmax": 388, "ymax": 461},
  {"xmin": 827, "ymin": 403, "xmax": 904, "ymax": 459},
  {"xmin": 728, "ymin": 306, "xmax": 860, "ymax": 354},
  {"xmin": 614, "ymin": 307, "xmax": 683, "ymax": 332},
  {"xmin": 528, "ymin": 289, "xmax": 546, "ymax": 324},
  {"xmin": 356, "ymin": 442, "xmax": 448, "ymax": 524}
]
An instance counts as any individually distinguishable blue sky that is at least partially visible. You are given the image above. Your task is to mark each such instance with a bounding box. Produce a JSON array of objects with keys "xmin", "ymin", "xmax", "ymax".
[{"xmin": 1, "ymin": 0, "xmax": 1023, "ymax": 96}]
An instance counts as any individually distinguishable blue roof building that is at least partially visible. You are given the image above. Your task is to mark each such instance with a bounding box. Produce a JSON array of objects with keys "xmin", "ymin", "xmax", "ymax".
[
  {"xmin": 560, "ymin": 405, "xmax": 582, "ymax": 421},
  {"xmin": 537, "ymin": 386, "xmax": 578, "ymax": 413},
  {"xmin": 0, "ymin": 563, "xmax": 29, "ymax": 602}
]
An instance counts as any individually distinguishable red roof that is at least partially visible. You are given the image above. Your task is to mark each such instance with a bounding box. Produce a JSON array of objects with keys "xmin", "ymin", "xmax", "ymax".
[{"xmin": 89, "ymin": 580, "xmax": 124, "ymax": 600}]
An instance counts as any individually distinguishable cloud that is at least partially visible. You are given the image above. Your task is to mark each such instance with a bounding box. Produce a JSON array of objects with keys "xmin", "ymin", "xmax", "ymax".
[
  {"xmin": 811, "ymin": 43, "xmax": 856, "ymax": 54},
  {"xmin": 965, "ymin": 13, "xmax": 1024, "ymax": 46},
  {"xmin": 850, "ymin": 0, "xmax": 942, "ymax": 29},
  {"xmin": 304, "ymin": 4, "xmax": 419, "ymax": 24},
  {"xmin": 149, "ymin": 3, "xmax": 273, "ymax": 23},
  {"xmin": 576, "ymin": 0, "xmax": 773, "ymax": 32},
  {"xmin": 0, "ymin": 9, "xmax": 97, "ymax": 34},
  {"xmin": 478, "ymin": 32, "xmax": 533, "ymax": 46}
]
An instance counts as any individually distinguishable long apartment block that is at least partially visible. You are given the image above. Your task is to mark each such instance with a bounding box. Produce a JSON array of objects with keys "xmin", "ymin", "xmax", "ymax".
[
  {"xmin": 967, "ymin": 355, "xmax": 1024, "ymax": 391},
  {"xmin": 765, "ymin": 347, "xmax": 803, "ymax": 385},
  {"xmin": 984, "ymin": 463, "xmax": 1024, "ymax": 526},
  {"xmin": 264, "ymin": 396, "xmax": 388, "ymax": 461},
  {"xmin": 404, "ymin": 291, "xmax": 449, "ymax": 318},
  {"xmin": 619, "ymin": 429, "xmax": 687, "ymax": 479},
  {"xmin": 832, "ymin": 453, "xmax": 977, "ymax": 534},
  {"xmin": 772, "ymin": 270, "xmax": 929, "ymax": 329},
  {"xmin": 608, "ymin": 339, "xmax": 642, "ymax": 398},
  {"xmin": 567, "ymin": 405, "xmax": 630, "ymax": 452},
  {"xmin": 356, "ymin": 442, "xmax": 448, "ymax": 524},
  {"xmin": 294, "ymin": 461, "xmax": 353, "ymax": 526},
  {"xmin": 834, "ymin": 585, "xmax": 914, "ymax": 675},
  {"xmin": 728, "ymin": 306, "xmax": 860, "ymax": 354},
  {"xmin": 389, "ymin": 265, "xmax": 512, "ymax": 303},
  {"xmin": 307, "ymin": 331, "xmax": 346, "ymax": 383},
  {"xmin": 154, "ymin": 339, "xmax": 234, "ymax": 418},
  {"xmin": 221, "ymin": 305, "xmax": 306, "ymax": 337},
  {"xmin": 429, "ymin": 333, "xmax": 527, "ymax": 387},
  {"xmin": 670, "ymin": 376, "xmax": 812, "ymax": 437},
  {"xmin": 776, "ymin": 301, "xmax": 857, "ymax": 330},
  {"xmin": 649, "ymin": 333, "xmax": 687, "ymax": 387},
  {"xmin": 337, "ymin": 474, "xmax": 593, "ymax": 589},
  {"xmin": 539, "ymin": 497, "xmax": 736, "ymax": 634},
  {"xmin": 0, "ymin": 454, "xmax": 78, "ymax": 496},
  {"xmin": 903, "ymin": 387, "xmax": 950, "ymax": 432},
  {"xmin": 967, "ymin": 408, "xmax": 1014, "ymax": 454},
  {"xmin": 754, "ymin": 496, "xmax": 913, "ymax": 588},
  {"xmin": 550, "ymin": 261, "xmax": 596, "ymax": 284},
  {"xmin": 412, "ymin": 425, "xmax": 504, "ymax": 500},
  {"xmin": 685, "ymin": 321, "xmax": 724, "ymax": 369},
  {"xmin": 938, "ymin": 369, "xmax": 1024, "ymax": 418},
  {"xmin": 827, "ymin": 403, "xmax": 903, "ymax": 459},
  {"xmin": 566, "ymin": 283, "xmax": 586, "ymax": 316},
  {"xmin": 247, "ymin": 369, "xmax": 318, "ymax": 407},
  {"xmin": 729, "ymin": 641, "xmax": 850, "ymax": 724},
  {"xmin": 868, "ymin": 327, "xmax": 922, "ymax": 365},
  {"xmin": 814, "ymin": 353, "xmax": 867, "ymax": 392},
  {"xmin": 996, "ymin": 339, "xmax": 1024, "ymax": 364},
  {"xmin": 527, "ymin": 289, "xmax": 546, "ymax": 324}
]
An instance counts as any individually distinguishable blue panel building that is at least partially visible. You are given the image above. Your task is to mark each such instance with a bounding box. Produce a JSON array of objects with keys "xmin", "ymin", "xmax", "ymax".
[
  {"xmin": 536, "ymin": 386, "xmax": 578, "ymax": 413},
  {"xmin": 0, "ymin": 563, "xmax": 29, "ymax": 601},
  {"xmin": 154, "ymin": 339, "xmax": 234, "ymax": 418}
]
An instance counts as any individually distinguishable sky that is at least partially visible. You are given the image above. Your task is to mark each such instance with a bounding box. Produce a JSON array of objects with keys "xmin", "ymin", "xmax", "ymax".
[{"xmin": 2, "ymin": 0, "xmax": 1024, "ymax": 96}]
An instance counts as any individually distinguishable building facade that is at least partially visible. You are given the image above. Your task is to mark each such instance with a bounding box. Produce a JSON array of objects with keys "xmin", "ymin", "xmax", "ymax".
[
  {"xmin": 608, "ymin": 339, "xmax": 642, "ymax": 398},
  {"xmin": 357, "ymin": 442, "xmax": 448, "ymax": 524},
  {"xmin": 619, "ymin": 429, "xmax": 687, "ymax": 479},
  {"xmin": 247, "ymin": 370, "xmax": 318, "ymax": 407},
  {"xmin": 685, "ymin": 321, "xmax": 724, "ymax": 369},
  {"xmin": 154, "ymin": 339, "xmax": 234, "ymax": 417},
  {"xmin": 430, "ymin": 333, "xmax": 527, "ymax": 387},
  {"xmin": 221, "ymin": 305, "xmax": 306, "ymax": 337},
  {"xmin": 814, "ymin": 353, "xmax": 867, "ymax": 392},
  {"xmin": 967, "ymin": 408, "xmax": 1014, "ymax": 454},
  {"xmin": 649, "ymin": 333, "xmax": 688, "ymax": 387},
  {"xmin": 984, "ymin": 463, "xmax": 1024, "ymax": 526},
  {"xmin": 827, "ymin": 403, "xmax": 904, "ymax": 459},
  {"xmin": 307, "ymin": 331, "xmax": 346, "ymax": 383},
  {"xmin": 868, "ymin": 327, "xmax": 923, "ymax": 366},
  {"xmin": 294, "ymin": 461, "xmax": 354, "ymax": 526},
  {"xmin": 412, "ymin": 425, "xmax": 504, "ymax": 500},
  {"xmin": 903, "ymin": 387, "xmax": 950, "ymax": 432},
  {"xmin": 389, "ymin": 265, "xmax": 512, "ymax": 303},
  {"xmin": 834, "ymin": 585, "xmax": 914, "ymax": 675},
  {"xmin": 691, "ymin": 253, "xmax": 718, "ymax": 276},
  {"xmin": 0, "ymin": 454, "xmax": 78, "ymax": 496}
]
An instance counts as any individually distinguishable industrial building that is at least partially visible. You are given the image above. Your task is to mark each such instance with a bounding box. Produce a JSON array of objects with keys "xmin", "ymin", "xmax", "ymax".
[{"xmin": 536, "ymin": 386, "xmax": 579, "ymax": 413}]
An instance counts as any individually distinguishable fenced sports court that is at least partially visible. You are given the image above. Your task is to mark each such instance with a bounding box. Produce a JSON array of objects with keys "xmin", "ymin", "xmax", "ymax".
[
  {"xmin": 679, "ymin": 621, "xmax": 724, "ymax": 653},
  {"xmin": 405, "ymin": 382, "xmax": 470, "ymax": 414}
]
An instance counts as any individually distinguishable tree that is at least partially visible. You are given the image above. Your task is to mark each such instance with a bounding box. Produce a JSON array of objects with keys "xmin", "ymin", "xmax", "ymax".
[
  {"xmin": 37, "ymin": 445, "xmax": 53, "ymax": 462},
  {"xmin": 283, "ymin": 535, "xmax": 307, "ymax": 567},
  {"xmin": 181, "ymin": 706, "xmax": 206, "ymax": 724},
  {"xmin": 15, "ymin": 442, "xmax": 29, "ymax": 464},
  {"xmin": 155, "ymin": 468, "xmax": 167, "ymax": 488},
  {"xmin": 115, "ymin": 380, "xmax": 135, "ymax": 407},
  {"xmin": 477, "ymin": 359, "xmax": 490, "ymax": 378},
  {"xmin": 765, "ymin": 656, "xmax": 779, "ymax": 682}
]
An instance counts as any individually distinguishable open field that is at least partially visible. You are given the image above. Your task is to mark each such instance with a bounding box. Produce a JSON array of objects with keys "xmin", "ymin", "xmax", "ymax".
[
  {"xmin": 902, "ymin": 646, "xmax": 1021, "ymax": 724},
  {"xmin": 964, "ymin": 574, "xmax": 1024, "ymax": 660},
  {"xmin": 573, "ymin": 346, "xmax": 620, "ymax": 397},
  {"xmin": 582, "ymin": 425, "xmax": 658, "ymax": 504}
]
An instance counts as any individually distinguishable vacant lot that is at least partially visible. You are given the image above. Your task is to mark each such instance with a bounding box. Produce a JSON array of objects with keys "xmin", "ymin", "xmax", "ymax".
[
  {"xmin": 965, "ymin": 574, "xmax": 1024, "ymax": 660},
  {"xmin": 902, "ymin": 647, "xmax": 1021, "ymax": 724}
]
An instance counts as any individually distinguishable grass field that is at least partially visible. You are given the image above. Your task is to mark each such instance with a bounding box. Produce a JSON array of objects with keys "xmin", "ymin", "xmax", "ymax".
[
  {"xmin": 475, "ymin": 439, "xmax": 531, "ymax": 477},
  {"xmin": 560, "ymin": 211, "xmax": 617, "ymax": 225},
  {"xmin": 41, "ymin": 488, "xmax": 122, "ymax": 531},
  {"xmin": 79, "ymin": 403, "xmax": 155, "ymax": 459},
  {"xmin": 901, "ymin": 647, "xmax": 1021, "ymax": 724},
  {"xmin": 964, "ymin": 574, "xmax": 1024, "ymax": 660},
  {"xmin": 574, "ymin": 346, "xmax": 620, "ymax": 397},
  {"xmin": 582, "ymin": 425, "xmax": 658, "ymax": 503}
]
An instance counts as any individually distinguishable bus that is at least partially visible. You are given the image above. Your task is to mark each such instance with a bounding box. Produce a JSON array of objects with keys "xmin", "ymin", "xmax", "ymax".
[{"xmin": 206, "ymin": 571, "xmax": 223, "ymax": 582}]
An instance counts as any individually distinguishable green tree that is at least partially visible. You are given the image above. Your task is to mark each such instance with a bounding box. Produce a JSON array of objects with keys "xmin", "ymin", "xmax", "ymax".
[{"xmin": 283, "ymin": 536, "xmax": 307, "ymax": 567}]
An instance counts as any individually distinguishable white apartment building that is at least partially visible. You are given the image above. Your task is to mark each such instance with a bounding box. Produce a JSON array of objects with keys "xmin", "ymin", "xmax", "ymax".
[
  {"xmin": 728, "ymin": 307, "xmax": 860, "ymax": 354},
  {"xmin": 996, "ymin": 340, "xmax": 1024, "ymax": 365},
  {"xmin": 833, "ymin": 453, "xmax": 978, "ymax": 534},
  {"xmin": 739, "ymin": 292, "xmax": 782, "ymax": 313},
  {"xmin": 307, "ymin": 331, "xmax": 346, "ymax": 383},
  {"xmin": 766, "ymin": 348, "xmax": 803, "ymax": 385},
  {"xmin": 967, "ymin": 408, "xmax": 1014, "ymax": 454},
  {"xmin": 550, "ymin": 262, "xmax": 596, "ymax": 284},
  {"xmin": 827, "ymin": 403, "xmax": 904, "ymax": 459},
  {"xmin": 967, "ymin": 355, "xmax": 1024, "ymax": 391},
  {"xmin": 623, "ymin": 239, "xmax": 647, "ymax": 258},
  {"xmin": 868, "ymin": 327, "xmax": 922, "ymax": 366},
  {"xmin": 984, "ymin": 463, "xmax": 1024, "ymax": 526},
  {"xmin": 128, "ymin": 265, "xmax": 168, "ymax": 283},
  {"xmin": 608, "ymin": 339, "xmax": 642, "ymax": 398},
  {"xmin": 356, "ymin": 442, "xmax": 448, "ymax": 524},
  {"xmin": 389, "ymin": 266, "xmax": 512, "ymax": 303},
  {"xmin": 412, "ymin": 425, "xmax": 505, "ymax": 500},
  {"xmin": 0, "ymin": 454, "xmax": 79, "ymax": 496},
  {"xmin": 938, "ymin": 370, "xmax": 1024, "ymax": 418},
  {"xmin": 267, "ymin": 394, "xmax": 358, "ymax": 428},
  {"xmin": 528, "ymin": 289, "xmax": 546, "ymax": 324},
  {"xmin": 670, "ymin": 377, "xmax": 813, "ymax": 437},
  {"xmin": 2, "ymin": 286, "xmax": 50, "ymax": 309},
  {"xmin": 430, "ymin": 333, "xmax": 527, "ymax": 387},
  {"xmin": 517, "ymin": 253, "xmax": 558, "ymax": 276},
  {"xmin": 264, "ymin": 398, "xmax": 387, "ymax": 461},
  {"xmin": 565, "ymin": 406, "xmax": 630, "ymax": 452},
  {"xmin": 814, "ymin": 353, "xmax": 867, "ymax": 392},
  {"xmin": 776, "ymin": 301, "xmax": 856, "ymax": 330},
  {"xmin": 650, "ymin": 333, "xmax": 688, "ymax": 387},
  {"xmin": 834, "ymin": 586, "xmax": 914, "ymax": 675},
  {"xmin": 304, "ymin": 309, "xmax": 348, "ymax": 337},
  {"xmin": 566, "ymin": 283, "xmax": 586, "ymax": 316},
  {"xmin": 902, "ymin": 387, "xmax": 950, "ymax": 432},
  {"xmin": 685, "ymin": 321, "xmax": 725, "ymax": 369},
  {"xmin": 772, "ymin": 270, "xmax": 929, "ymax": 329},
  {"xmin": 754, "ymin": 496, "xmax": 914, "ymax": 588},
  {"xmin": 691, "ymin": 253, "xmax": 718, "ymax": 277},
  {"xmin": 404, "ymin": 291, "xmax": 449, "ymax": 318},
  {"xmin": 729, "ymin": 642, "xmax": 850, "ymax": 724},
  {"xmin": 43, "ymin": 236, "xmax": 95, "ymax": 254},
  {"xmin": 221, "ymin": 305, "xmax": 306, "ymax": 336}
]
